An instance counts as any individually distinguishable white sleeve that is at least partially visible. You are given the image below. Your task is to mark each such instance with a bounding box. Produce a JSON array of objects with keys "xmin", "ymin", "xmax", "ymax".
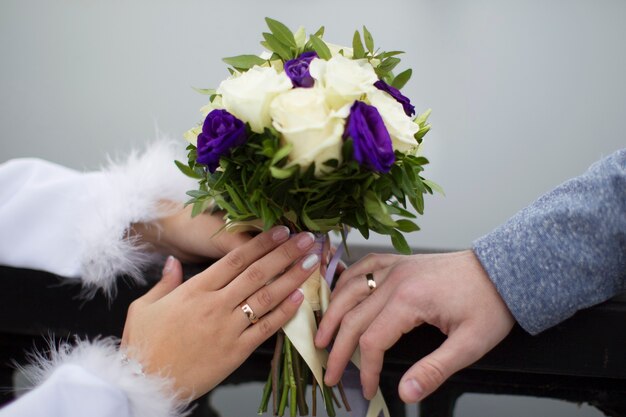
[
  {"xmin": 0, "ymin": 339, "xmax": 188, "ymax": 417},
  {"xmin": 0, "ymin": 141, "xmax": 195, "ymax": 296}
]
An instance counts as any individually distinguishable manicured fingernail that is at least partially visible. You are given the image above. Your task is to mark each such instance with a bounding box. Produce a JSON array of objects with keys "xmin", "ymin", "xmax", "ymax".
[
  {"xmin": 163, "ymin": 256, "xmax": 175, "ymax": 274},
  {"xmin": 289, "ymin": 288, "xmax": 304, "ymax": 303},
  {"xmin": 272, "ymin": 226, "xmax": 290, "ymax": 242},
  {"xmin": 296, "ymin": 232, "xmax": 315, "ymax": 249},
  {"xmin": 302, "ymin": 254, "xmax": 319, "ymax": 270},
  {"xmin": 401, "ymin": 378, "xmax": 423, "ymax": 402}
]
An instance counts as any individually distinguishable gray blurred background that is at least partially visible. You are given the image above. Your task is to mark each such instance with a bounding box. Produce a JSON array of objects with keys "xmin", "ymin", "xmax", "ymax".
[{"xmin": 1, "ymin": 0, "xmax": 624, "ymax": 415}]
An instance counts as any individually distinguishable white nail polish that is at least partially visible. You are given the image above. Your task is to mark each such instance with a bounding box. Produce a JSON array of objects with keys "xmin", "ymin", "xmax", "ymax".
[
  {"xmin": 272, "ymin": 226, "xmax": 290, "ymax": 241},
  {"xmin": 302, "ymin": 254, "xmax": 320, "ymax": 270}
]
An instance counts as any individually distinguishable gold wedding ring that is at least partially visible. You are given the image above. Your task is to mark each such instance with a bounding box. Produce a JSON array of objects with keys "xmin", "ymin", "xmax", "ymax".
[
  {"xmin": 366, "ymin": 273, "xmax": 377, "ymax": 292},
  {"xmin": 240, "ymin": 303, "xmax": 259, "ymax": 324}
]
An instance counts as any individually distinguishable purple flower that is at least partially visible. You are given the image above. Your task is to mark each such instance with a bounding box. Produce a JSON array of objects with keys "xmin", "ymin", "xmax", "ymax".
[
  {"xmin": 344, "ymin": 101, "xmax": 395, "ymax": 173},
  {"xmin": 284, "ymin": 51, "xmax": 317, "ymax": 88},
  {"xmin": 374, "ymin": 80, "xmax": 415, "ymax": 117},
  {"xmin": 196, "ymin": 109, "xmax": 247, "ymax": 173}
]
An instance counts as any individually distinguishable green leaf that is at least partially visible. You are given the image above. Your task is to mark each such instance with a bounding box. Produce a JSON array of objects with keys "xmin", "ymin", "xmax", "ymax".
[
  {"xmin": 364, "ymin": 191, "xmax": 397, "ymax": 227},
  {"xmin": 357, "ymin": 223, "xmax": 370, "ymax": 239},
  {"xmin": 260, "ymin": 200, "xmax": 276, "ymax": 230},
  {"xmin": 191, "ymin": 87, "xmax": 217, "ymax": 96},
  {"xmin": 313, "ymin": 26, "xmax": 325, "ymax": 38},
  {"xmin": 262, "ymin": 32, "xmax": 293, "ymax": 61},
  {"xmin": 389, "ymin": 204, "xmax": 416, "ymax": 218},
  {"xmin": 309, "ymin": 35, "xmax": 332, "ymax": 60},
  {"xmin": 396, "ymin": 219, "xmax": 420, "ymax": 233},
  {"xmin": 270, "ymin": 165, "xmax": 298, "ymax": 179},
  {"xmin": 301, "ymin": 209, "xmax": 320, "ymax": 231},
  {"xmin": 391, "ymin": 230, "xmax": 411, "ymax": 254},
  {"xmin": 391, "ymin": 69, "xmax": 412, "ymax": 90},
  {"xmin": 352, "ymin": 31, "xmax": 365, "ymax": 59},
  {"xmin": 414, "ymin": 124, "xmax": 431, "ymax": 142},
  {"xmin": 378, "ymin": 57, "xmax": 401, "ymax": 73},
  {"xmin": 271, "ymin": 143, "xmax": 293, "ymax": 166},
  {"xmin": 186, "ymin": 189, "xmax": 210, "ymax": 198},
  {"xmin": 294, "ymin": 26, "xmax": 306, "ymax": 49},
  {"xmin": 284, "ymin": 210, "xmax": 298, "ymax": 225},
  {"xmin": 175, "ymin": 160, "xmax": 203, "ymax": 179},
  {"xmin": 214, "ymin": 195, "xmax": 237, "ymax": 215},
  {"xmin": 191, "ymin": 199, "xmax": 211, "ymax": 217},
  {"xmin": 363, "ymin": 26, "xmax": 374, "ymax": 53},
  {"xmin": 415, "ymin": 108, "xmax": 432, "ymax": 125},
  {"xmin": 377, "ymin": 50, "xmax": 404, "ymax": 59},
  {"xmin": 222, "ymin": 54, "xmax": 266, "ymax": 70},
  {"xmin": 423, "ymin": 179, "xmax": 445, "ymax": 195},
  {"xmin": 265, "ymin": 17, "xmax": 296, "ymax": 48},
  {"xmin": 410, "ymin": 193, "xmax": 425, "ymax": 215},
  {"xmin": 225, "ymin": 184, "xmax": 247, "ymax": 213}
]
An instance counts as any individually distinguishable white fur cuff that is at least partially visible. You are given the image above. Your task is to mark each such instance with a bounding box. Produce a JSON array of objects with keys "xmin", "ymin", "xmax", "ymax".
[
  {"xmin": 78, "ymin": 141, "xmax": 194, "ymax": 297},
  {"xmin": 20, "ymin": 338, "xmax": 189, "ymax": 417}
]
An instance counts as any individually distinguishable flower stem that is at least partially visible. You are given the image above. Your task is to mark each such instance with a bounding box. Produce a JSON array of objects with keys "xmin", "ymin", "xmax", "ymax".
[
  {"xmin": 337, "ymin": 381, "xmax": 351, "ymax": 412},
  {"xmin": 312, "ymin": 375, "xmax": 317, "ymax": 417},
  {"xmin": 322, "ymin": 381, "xmax": 337, "ymax": 417},
  {"xmin": 285, "ymin": 338, "xmax": 297, "ymax": 417},
  {"xmin": 291, "ymin": 345, "xmax": 308, "ymax": 415},
  {"xmin": 258, "ymin": 371, "xmax": 272, "ymax": 414},
  {"xmin": 278, "ymin": 342, "xmax": 289, "ymax": 416},
  {"xmin": 272, "ymin": 332, "xmax": 285, "ymax": 415}
]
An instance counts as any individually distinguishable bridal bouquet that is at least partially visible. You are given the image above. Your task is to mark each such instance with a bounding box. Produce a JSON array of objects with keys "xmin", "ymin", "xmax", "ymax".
[{"xmin": 179, "ymin": 18, "xmax": 436, "ymax": 417}]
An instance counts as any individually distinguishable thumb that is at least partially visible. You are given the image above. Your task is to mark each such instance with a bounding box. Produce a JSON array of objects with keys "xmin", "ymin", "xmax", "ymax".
[
  {"xmin": 142, "ymin": 255, "xmax": 183, "ymax": 303},
  {"xmin": 398, "ymin": 328, "xmax": 484, "ymax": 403}
]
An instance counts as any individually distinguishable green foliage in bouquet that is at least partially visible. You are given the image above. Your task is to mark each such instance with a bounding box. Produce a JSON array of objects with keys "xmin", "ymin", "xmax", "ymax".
[
  {"xmin": 178, "ymin": 17, "xmax": 438, "ymax": 256},
  {"xmin": 179, "ymin": 123, "xmax": 434, "ymax": 255}
]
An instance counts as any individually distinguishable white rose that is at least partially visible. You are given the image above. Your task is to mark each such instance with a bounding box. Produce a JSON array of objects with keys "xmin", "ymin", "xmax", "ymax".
[
  {"xmin": 270, "ymin": 87, "xmax": 349, "ymax": 176},
  {"xmin": 367, "ymin": 89, "xmax": 419, "ymax": 153},
  {"xmin": 309, "ymin": 55, "xmax": 378, "ymax": 110},
  {"xmin": 218, "ymin": 66, "xmax": 292, "ymax": 133}
]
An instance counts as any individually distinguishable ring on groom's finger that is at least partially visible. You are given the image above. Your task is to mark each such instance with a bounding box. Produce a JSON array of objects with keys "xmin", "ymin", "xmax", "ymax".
[
  {"xmin": 240, "ymin": 303, "xmax": 259, "ymax": 324},
  {"xmin": 366, "ymin": 273, "xmax": 377, "ymax": 292}
]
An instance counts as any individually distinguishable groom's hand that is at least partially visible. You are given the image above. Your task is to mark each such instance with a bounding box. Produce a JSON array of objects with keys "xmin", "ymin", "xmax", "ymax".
[{"xmin": 315, "ymin": 250, "xmax": 515, "ymax": 403}]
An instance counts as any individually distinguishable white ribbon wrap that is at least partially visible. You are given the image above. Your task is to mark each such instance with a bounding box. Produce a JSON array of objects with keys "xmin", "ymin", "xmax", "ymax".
[
  {"xmin": 284, "ymin": 267, "xmax": 389, "ymax": 417},
  {"xmin": 224, "ymin": 221, "xmax": 389, "ymax": 416}
]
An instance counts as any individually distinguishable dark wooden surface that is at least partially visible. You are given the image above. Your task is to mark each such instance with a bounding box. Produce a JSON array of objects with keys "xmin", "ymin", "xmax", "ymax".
[{"xmin": 1, "ymin": 246, "xmax": 625, "ymax": 416}]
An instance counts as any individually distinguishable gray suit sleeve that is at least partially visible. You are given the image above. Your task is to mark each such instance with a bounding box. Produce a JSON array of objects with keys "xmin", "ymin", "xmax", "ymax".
[{"xmin": 472, "ymin": 148, "xmax": 626, "ymax": 335}]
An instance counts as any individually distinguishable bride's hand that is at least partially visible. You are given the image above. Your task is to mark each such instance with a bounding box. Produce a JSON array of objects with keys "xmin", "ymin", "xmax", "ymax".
[
  {"xmin": 121, "ymin": 226, "xmax": 319, "ymax": 400},
  {"xmin": 132, "ymin": 204, "xmax": 251, "ymax": 262}
]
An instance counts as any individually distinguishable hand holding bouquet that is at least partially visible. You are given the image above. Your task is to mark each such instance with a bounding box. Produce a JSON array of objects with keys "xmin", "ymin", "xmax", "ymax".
[{"xmin": 179, "ymin": 18, "xmax": 437, "ymax": 417}]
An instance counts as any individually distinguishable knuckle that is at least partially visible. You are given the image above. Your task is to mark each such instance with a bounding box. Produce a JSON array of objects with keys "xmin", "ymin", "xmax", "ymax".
[
  {"xmin": 127, "ymin": 300, "xmax": 142, "ymax": 316},
  {"xmin": 278, "ymin": 244, "xmax": 295, "ymax": 261},
  {"xmin": 245, "ymin": 265, "xmax": 266, "ymax": 284},
  {"xmin": 225, "ymin": 251, "xmax": 245, "ymax": 270},
  {"xmin": 255, "ymin": 287, "xmax": 273, "ymax": 308},
  {"xmin": 419, "ymin": 358, "xmax": 447, "ymax": 388},
  {"xmin": 342, "ymin": 311, "xmax": 360, "ymax": 331},
  {"xmin": 359, "ymin": 333, "xmax": 376, "ymax": 351},
  {"xmin": 257, "ymin": 231, "xmax": 278, "ymax": 252},
  {"xmin": 258, "ymin": 317, "xmax": 274, "ymax": 337},
  {"xmin": 394, "ymin": 285, "xmax": 415, "ymax": 305}
]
